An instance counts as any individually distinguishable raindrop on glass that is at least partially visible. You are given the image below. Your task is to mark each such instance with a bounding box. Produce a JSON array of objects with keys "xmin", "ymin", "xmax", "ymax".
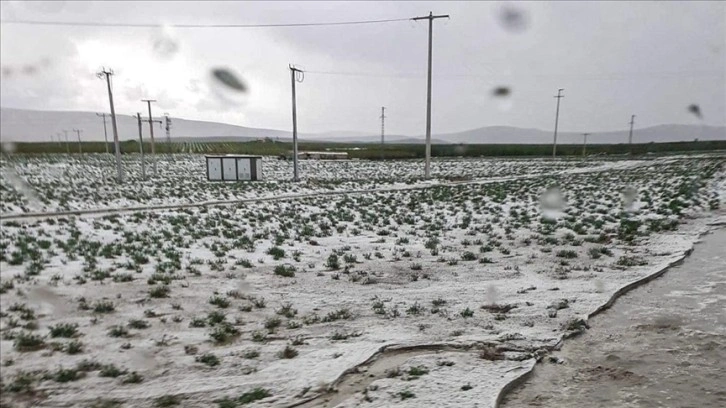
[
  {"xmin": 211, "ymin": 68, "xmax": 248, "ymax": 92},
  {"xmin": 498, "ymin": 5, "xmax": 529, "ymax": 33},
  {"xmin": 492, "ymin": 86, "xmax": 511, "ymax": 97},
  {"xmin": 687, "ymin": 104, "xmax": 702, "ymax": 119},
  {"xmin": 540, "ymin": 185, "xmax": 565, "ymax": 219},
  {"xmin": 622, "ymin": 186, "xmax": 639, "ymax": 213},
  {"xmin": 152, "ymin": 32, "xmax": 180, "ymax": 60}
]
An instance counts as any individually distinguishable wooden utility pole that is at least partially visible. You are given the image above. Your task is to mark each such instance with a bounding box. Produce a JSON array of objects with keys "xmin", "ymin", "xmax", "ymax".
[
  {"xmin": 289, "ymin": 65, "xmax": 304, "ymax": 182},
  {"xmin": 164, "ymin": 113, "xmax": 172, "ymax": 156},
  {"xmin": 136, "ymin": 113, "xmax": 146, "ymax": 180},
  {"xmin": 413, "ymin": 11, "xmax": 449, "ymax": 179},
  {"xmin": 582, "ymin": 133, "xmax": 590, "ymax": 159},
  {"xmin": 552, "ymin": 88, "xmax": 564, "ymax": 159},
  {"xmin": 63, "ymin": 130, "xmax": 70, "ymax": 154},
  {"xmin": 97, "ymin": 68, "xmax": 123, "ymax": 182},
  {"xmin": 380, "ymin": 106, "xmax": 386, "ymax": 161},
  {"xmin": 73, "ymin": 129, "xmax": 83, "ymax": 154},
  {"xmin": 628, "ymin": 114, "xmax": 635, "ymax": 155},
  {"xmin": 96, "ymin": 113, "xmax": 110, "ymax": 154},
  {"xmin": 142, "ymin": 99, "xmax": 157, "ymax": 176}
]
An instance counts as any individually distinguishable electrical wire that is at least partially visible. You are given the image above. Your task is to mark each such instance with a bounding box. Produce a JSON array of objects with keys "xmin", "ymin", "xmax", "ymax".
[
  {"xmin": 305, "ymin": 70, "xmax": 725, "ymax": 81},
  {"xmin": 0, "ymin": 17, "xmax": 412, "ymax": 28}
]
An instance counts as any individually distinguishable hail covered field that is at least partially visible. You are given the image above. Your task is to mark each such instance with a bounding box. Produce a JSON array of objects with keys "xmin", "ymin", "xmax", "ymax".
[{"xmin": 0, "ymin": 153, "xmax": 724, "ymax": 408}]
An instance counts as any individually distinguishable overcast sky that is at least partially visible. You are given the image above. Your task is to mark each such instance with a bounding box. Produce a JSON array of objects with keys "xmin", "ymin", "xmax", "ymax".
[{"xmin": 1, "ymin": 1, "xmax": 724, "ymax": 136}]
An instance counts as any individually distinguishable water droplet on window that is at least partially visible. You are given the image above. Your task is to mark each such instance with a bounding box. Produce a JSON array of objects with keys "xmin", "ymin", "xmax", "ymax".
[
  {"xmin": 498, "ymin": 5, "xmax": 529, "ymax": 33},
  {"xmin": 492, "ymin": 86, "xmax": 511, "ymax": 97},
  {"xmin": 152, "ymin": 32, "xmax": 180, "ymax": 60},
  {"xmin": 687, "ymin": 104, "xmax": 702, "ymax": 119},
  {"xmin": 211, "ymin": 68, "xmax": 248, "ymax": 92},
  {"xmin": 540, "ymin": 185, "xmax": 565, "ymax": 219},
  {"xmin": 622, "ymin": 186, "xmax": 639, "ymax": 213}
]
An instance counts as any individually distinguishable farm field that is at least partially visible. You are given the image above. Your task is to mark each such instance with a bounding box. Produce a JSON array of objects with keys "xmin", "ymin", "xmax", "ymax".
[
  {"xmin": 0, "ymin": 153, "xmax": 724, "ymax": 408},
  {"xmin": 0, "ymin": 154, "xmax": 613, "ymax": 215}
]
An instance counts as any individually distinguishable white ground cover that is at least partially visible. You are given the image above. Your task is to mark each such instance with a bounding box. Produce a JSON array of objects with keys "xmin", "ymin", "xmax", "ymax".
[
  {"xmin": 0, "ymin": 154, "xmax": 723, "ymax": 408},
  {"xmin": 0, "ymin": 155, "xmax": 608, "ymax": 215}
]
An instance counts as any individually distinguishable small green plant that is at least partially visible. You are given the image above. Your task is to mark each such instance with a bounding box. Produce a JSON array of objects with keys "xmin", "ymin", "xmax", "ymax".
[
  {"xmin": 153, "ymin": 395, "xmax": 181, "ymax": 407},
  {"xmin": 13, "ymin": 331, "xmax": 45, "ymax": 351},
  {"xmin": 99, "ymin": 364, "xmax": 127, "ymax": 378},
  {"xmin": 325, "ymin": 254, "xmax": 340, "ymax": 270},
  {"xmin": 209, "ymin": 295, "xmax": 231, "ymax": 309},
  {"xmin": 407, "ymin": 365, "xmax": 429, "ymax": 379},
  {"xmin": 278, "ymin": 345, "xmax": 298, "ymax": 359},
  {"xmin": 93, "ymin": 300, "xmax": 115, "ymax": 313},
  {"xmin": 54, "ymin": 367, "xmax": 83, "ymax": 383},
  {"xmin": 266, "ymin": 246, "xmax": 285, "ymax": 260},
  {"xmin": 460, "ymin": 307, "xmax": 474, "ymax": 318},
  {"xmin": 66, "ymin": 340, "xmax": 83, "ymax": 354},
  {"xmin": 276, "ymin": 303, "xmax": 297, "ymax": 318},
  {"xmin": 273, "ymin": 264, "xmax": 296, "ymax": 277},
  {"xmin": 49, "ymin": 323, "xmax": 79, "ymax": 338},
  {"xmin": 122, "ymin": 371, "xmax": 144, "ymax": 384},
  {"xmin": 461, "ymin": 251, "xmax": 477, "ymax": 261},
  {"xmin": 398, "ymin": 390, "xmax": 416, "ymax": 400},
  {"xmin": 196, "ymin": 353, "xmax": 221, "ymax": 367},
  {"xmin": 431, "ymin": 297, "xmax": 447, "ymax": 307},
  {"xmin": 406, "ymin": 302, "xmax": 424, "ymax": 316},
  {"xmin": 149, "ymin": 285, "xmax": 171, "ymax": 298},
  {"xmin": 616, "ymin": 255, "xmax": 648, "ymax": 267},
  {"xmin": 128, "ymin": 319, "xmax": 150, "ymax": 329},
  {"xmin": 556, "ymin": 249, "xmax": 578, "ymax": 259},
  {"xmin": 107, "ymin": 325, "xmax": 129, "ymax": 338},
  {"xmin": 322, "ymin": 308, "xmax": 352, "ymax": 322},
  {"xmin": 264, "ymin": 317, "xmax": 282, "ymax": 332},
  {"xmin": 207, "ymin": 311, "xmax": 226, "ymax": 325},
  {"xmin": 237, "ymin": 388, "xmax": 271, "ymax": 404},
  {"xmin": 209, "ymin": 323, "xmax": 240, "ymax": 344}
]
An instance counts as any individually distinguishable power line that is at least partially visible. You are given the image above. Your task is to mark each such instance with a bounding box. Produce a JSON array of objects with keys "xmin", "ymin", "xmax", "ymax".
[
  {"xmin": 0, "ymin": 17, "xmax": 411, "ymax": 28},
  {"xmin": 290, "ymin": 65, "xmax": 304, "ymax": 182},
  {"xmin": 413, "ymin": 11, "xmax": 449, "ymax": 179},
  {"xmin": 305, "ymin": 70, "xmax": 724, "ymax": 80},
  {"xmin": 552, "ymin": 88, "xmax": 564, "ymax": 159},
  {"xmin": 97, "ymin": 67, "xmax": 123, "ymax": 183}
]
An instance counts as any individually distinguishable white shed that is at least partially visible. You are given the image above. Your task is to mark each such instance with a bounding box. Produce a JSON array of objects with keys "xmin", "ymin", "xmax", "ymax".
[{"xmin": 205, "ymin": 155, "xmax": 263, "ymax": 181}]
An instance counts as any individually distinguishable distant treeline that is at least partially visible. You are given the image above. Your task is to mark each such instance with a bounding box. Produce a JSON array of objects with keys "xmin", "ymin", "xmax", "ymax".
[{"xmin": 3, "ymin": 139, "xmax": 725, "ymax": 158}]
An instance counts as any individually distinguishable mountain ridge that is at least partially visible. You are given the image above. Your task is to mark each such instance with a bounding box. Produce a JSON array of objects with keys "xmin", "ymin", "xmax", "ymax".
[{"xmin": 1, "ymin": 107, "xmax": 723, "ymax": 145}]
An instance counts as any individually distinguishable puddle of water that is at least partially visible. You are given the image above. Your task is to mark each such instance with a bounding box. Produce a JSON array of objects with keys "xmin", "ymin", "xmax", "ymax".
[{"xmin": 501, "ymin": 228, "xmax": 726, "ymax": 408}]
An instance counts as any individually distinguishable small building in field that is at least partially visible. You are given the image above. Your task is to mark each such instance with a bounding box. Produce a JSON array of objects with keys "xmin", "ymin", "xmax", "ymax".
[{"xmin": 205, "ymin": 155, "xmax": 263, "ymax": 181}]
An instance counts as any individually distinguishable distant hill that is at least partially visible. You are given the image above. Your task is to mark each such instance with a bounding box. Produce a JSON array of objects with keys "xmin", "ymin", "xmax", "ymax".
[
  {"xmin": 1, "ymin": 107, "xmax": 722, "ymax": 145},
  {"xmin": 437, "ymin": 124, "xmax": 725, "ymax": 144}
]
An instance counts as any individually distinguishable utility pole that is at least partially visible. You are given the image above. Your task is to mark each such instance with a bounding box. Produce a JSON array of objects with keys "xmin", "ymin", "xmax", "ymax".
[
  {"xmin": 582, "ymin": 133, "xmax": 590, "ymax": 159},
  {"xmin": 96, "ymin": 113, "xmax": 110, "ymax": 154},
  {"xmin": 164, "ymin": 113, "xmax": 172, "ymax": 157},
  {"xmin": 136, "ymin": 113, "xmax": 146, "ymax": 180},
  {"xmin": 628, "ymin": 114, "xmax": 635, "ymax": 155},
  {"xmin": 97, "ymin": 68, "xmax": 123, "ymax": 182},
  {"xmin": 289, "ymin": 64, "xmax": 304, "ymax": 182},
  {"xmin": 73, "ymin": 129, "xmax": 83, "ymax": 155},
  {"xmin": 380, "ymin": 106, "xmax": 386, "ymax": 161},
  {"xmin": 552, "ymin": 88, "xmax": 564, "ymax": 159},
  {"xmin": 142, "ymin": 99, "xmax": 157, "ymax": 176},
  {"xmin": 63, "ymin": 130, "xmax": 70, "ymax": 154},
  {"xmin": 413, "ymin": 11, "xmax": 449, "ymax": 178}
]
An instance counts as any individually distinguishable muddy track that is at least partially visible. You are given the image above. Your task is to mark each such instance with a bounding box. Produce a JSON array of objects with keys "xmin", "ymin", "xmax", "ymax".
[
  {"xmin": 285, "ymin": 342, "xmax": 531, "ymax": 408},
  {"xmin": 494, "ymin": 222, "xmax": 722, "ymax": 408}
]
